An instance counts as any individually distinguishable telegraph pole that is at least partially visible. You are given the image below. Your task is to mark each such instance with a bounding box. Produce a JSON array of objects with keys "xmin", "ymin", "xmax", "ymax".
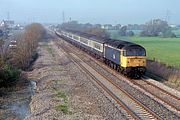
[
  {"xmin": 7, "ymin": 12, "xmax": 10, "ymax": 20},
  {"xmin": 165, "ymin": 10, "xmax": 171, "ymax": 23},
  {"xmin": 62, "ymin": 11, "xmax": 65, "ymax": 23}
]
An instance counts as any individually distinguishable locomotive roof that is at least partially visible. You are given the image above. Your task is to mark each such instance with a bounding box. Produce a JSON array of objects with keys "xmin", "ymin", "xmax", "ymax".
[
  {"xmin": 62, "ymin": 29, "xmax": 144, "ymax": 49},
  {"xmin": 105, "ymin": 39, "xmax": 140, "ymax": 49}
]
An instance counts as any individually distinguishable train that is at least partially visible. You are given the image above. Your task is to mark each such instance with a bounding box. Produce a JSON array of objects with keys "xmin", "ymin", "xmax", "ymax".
[{"xmin": 56, "ymin": 29, "xmax": 146, "ymax": 78}]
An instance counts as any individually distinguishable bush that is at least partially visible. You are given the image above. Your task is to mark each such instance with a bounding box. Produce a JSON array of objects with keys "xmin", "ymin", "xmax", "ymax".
[
  {"xmin": 0, "ymin": 29, "xmax": 3, "ymax": 37},
  {"xmin": 147, "ymin": 60, "xmax": 180, "ymax": 88},
  {"xmin": 10, "ymin": 23, "xmax": 46, "ymax": 69},
  {"xmin": 127, "ymin": 31, "xmax": 134, "ymax": 36},
  {"xmin": 56, "ymin": 104, "xmax": 68, "ymax": 114},
  {"xmin": 30, "ymin": 52, "xmax": 39, "ymax": 65},
  {"xmin": 118, "ymin": 26, "xmax": 127, "ymax": 36},
  {"xmin": 0, "ymin": 64, "xmax": 21, "ymax": 86},
  {"xmin": 162, "ymin": 30, "xmax": 176, "ymax": 38}
]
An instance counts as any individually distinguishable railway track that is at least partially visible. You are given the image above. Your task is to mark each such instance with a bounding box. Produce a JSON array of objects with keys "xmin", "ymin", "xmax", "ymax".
[
  {"xmin": 60, "ymin": 36, "xmax": 180, "ymax": 114},
  {"xmin": 134, "ymin": 77, "xmax": 180, "ymax": 112},
  {"xmin": 142, "ymin": 76, "xmax": 180, "ymax": 101},
  {"xmin": 86, "ymin": 52, "xmax": 180, "ymax": 113},
  {"xmin": 56, "ymin": 40, "xmax": 162, "ymax": 120},
  {"xmin": 88, "ymin": 55, "xmax": 180, "ymax": 113},
  {"xmin": 54, "ymin": 33, "xmax": 180, "ymax": 119},
  {"xmin": 85, "ymin": 55, "xmax": 180, "ymax": 119}
]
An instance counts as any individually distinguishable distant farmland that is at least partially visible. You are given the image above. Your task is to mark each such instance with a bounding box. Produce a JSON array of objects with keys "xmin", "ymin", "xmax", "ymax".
[
  {"xmin": 108, "ymin": 30, "xmax": 180, "ymax": 68},
  {"xmin": 172, "ymin": 29, "xmax": 180, "ymax": 37}
]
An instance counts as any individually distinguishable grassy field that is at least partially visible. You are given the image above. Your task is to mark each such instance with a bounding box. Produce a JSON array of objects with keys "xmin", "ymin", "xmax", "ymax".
[
  {"xmin": 172, "ymin": 29, "xmax": 180, "ymax": 37},
  {"xmin": 108, "ymin": 30, "xmax": 180, "ymax": 68}
]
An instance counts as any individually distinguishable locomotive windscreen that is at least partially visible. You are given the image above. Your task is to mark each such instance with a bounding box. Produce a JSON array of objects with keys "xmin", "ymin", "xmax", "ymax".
[{"xmin": 124, "ymin": 48, "xmax": 146, "ymax": 56}]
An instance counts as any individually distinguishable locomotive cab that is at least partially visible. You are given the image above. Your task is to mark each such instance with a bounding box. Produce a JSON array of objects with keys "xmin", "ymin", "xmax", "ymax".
[{"xmin": 121, "ymin": 45, "xmax": 146, "ymax": 77}]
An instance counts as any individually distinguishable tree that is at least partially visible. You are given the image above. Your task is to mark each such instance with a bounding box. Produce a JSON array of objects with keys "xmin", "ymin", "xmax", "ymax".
[
  {"xmin": 114, "ymin": 24, "xmax": 121, "ymax": 30},
  {"xmin": 140, "ymin": 19, "xmax": 176, "ymax": 37},
  {"xmin": 0, "ymin": 29, "xmax": 3, "ymax": 37},
  {"xmin": 94, "ymin": 24, "xmax": 102, "ymax": 28},
  {"xmin": 0, "ymin": 64, "xmax": 21, "ymax": 86},
  {"xmin": 118, "ymin": 26, "xmax": 127, "ymax": 36},
  {"xmin": 162, "ymin": 29, "xmax": 176, "ymax": 38},
  {"xmin": 0, "ymin": 39, "xmax": 4, "ymax": 69},
  {"xmin": 0, "ymin": 24, "xmax": 46, "ymax": 86},
  {"xmin": 84, "ymin": 28, "xmax": 109, "ymax": 38},
  {"xmin": 10, "ymin": 23, "xmax": 46, "ymax": 69},
  {"xmin": 61, "ymin": 21, "xmax": 80, "ymax": 30},
  {"xmin": 60, "ymin": 21, "xmax": 109, "ymax": 38},
  {"xmin": 0, "ymin": 39, "xmax": 21, "ymax": 86},
  {"xmin": 127, "ymin": 31, "xmax": 134, "ymax": 36}
]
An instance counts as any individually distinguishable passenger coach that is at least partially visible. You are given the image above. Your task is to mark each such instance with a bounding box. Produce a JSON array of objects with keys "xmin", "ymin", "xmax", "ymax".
[{"xmin": 56, "ymin": 30, "xmax": 146, "ymax": 78}]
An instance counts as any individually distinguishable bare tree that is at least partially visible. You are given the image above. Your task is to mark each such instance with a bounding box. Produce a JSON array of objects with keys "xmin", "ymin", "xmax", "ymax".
[
  {"xmin": 10, "ymin": 23, "xmax": 46, "ymax": 69},
  {"xmin": 0, "ymin": 39, "xmax": 4, "ymax": 68}
]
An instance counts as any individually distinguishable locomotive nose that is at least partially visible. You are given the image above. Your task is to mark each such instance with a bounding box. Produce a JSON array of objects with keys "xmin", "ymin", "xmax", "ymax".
[{"xmin": 127, "ymin": 57, "xmax": 146, "ymax": 67}]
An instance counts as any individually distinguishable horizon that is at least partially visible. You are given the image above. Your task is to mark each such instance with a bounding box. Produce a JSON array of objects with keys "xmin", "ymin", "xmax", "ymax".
[{"xmin": 0, "ymin": 0, "xmax": 180, "ymax": 25}]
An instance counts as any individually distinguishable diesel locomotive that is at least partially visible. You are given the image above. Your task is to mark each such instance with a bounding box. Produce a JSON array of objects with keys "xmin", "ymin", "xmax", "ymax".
[{"xmin": 56, "ymin": 30, "xmax": 146, "ymax": 78}]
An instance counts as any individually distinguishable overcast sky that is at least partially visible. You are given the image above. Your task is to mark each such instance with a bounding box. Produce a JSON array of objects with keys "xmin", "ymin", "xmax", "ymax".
[{"xmin": 0, "ymin": 0, "xmax": 179, "ymax": 24}]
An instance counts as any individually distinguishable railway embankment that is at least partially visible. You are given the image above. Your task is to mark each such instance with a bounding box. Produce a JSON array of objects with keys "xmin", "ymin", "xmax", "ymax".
[
  {"xmin": 25, "ymin": 40, "xmax": 126, "ymax": 119},
  {"xmin": 146, "ymin": 60, "xmax": 180, "ymax": 91},
  {"xmin": 57, "ymin": 36, "xmax": 180, "ymax": 119}
]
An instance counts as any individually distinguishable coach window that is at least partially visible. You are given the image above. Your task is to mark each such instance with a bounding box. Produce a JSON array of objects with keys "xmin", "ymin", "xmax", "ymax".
[{"xmin": 95, "ymin": 43, "xmax": 100, "ymax": 50}]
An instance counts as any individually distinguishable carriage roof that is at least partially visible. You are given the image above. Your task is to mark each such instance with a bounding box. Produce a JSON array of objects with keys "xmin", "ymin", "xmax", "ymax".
[{"xmin": 63, "ymin": 29, "xmax": 145, "ymax": 50}]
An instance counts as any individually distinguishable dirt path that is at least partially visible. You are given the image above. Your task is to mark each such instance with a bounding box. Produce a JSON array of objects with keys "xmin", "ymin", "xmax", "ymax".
[{"xmin": 25, "ymin": 40, "xmax": 126, "ymax": 120}]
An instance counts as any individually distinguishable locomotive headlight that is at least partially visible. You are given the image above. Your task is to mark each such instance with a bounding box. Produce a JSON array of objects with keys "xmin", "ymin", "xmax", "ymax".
[
  {"xmin": 143, "ymin": 60, "xmax": 146, "ymax": 63},
  {"xmin": 127, "ymin": 59, "xmax": 130, "ymax": 63}
]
